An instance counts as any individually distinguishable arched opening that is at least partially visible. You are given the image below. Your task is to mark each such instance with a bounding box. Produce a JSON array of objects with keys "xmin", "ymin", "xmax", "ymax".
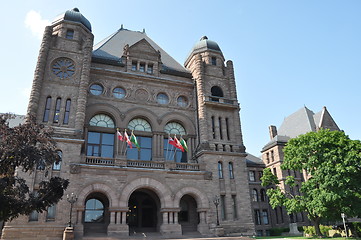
[
  {"xmin": 83, "ymin": 192, "xmax": 110, "ymax": 236},
  {"xmin": 128, "ymin": 189, "xmax": 161, "ymax": 233},
  {"xmin": 179, "ymin": 194, "xmax": 199, "ymax": 233},
  {"xmin": 210, "ymin": 86, "xmax": 223, "ymax": 102}
]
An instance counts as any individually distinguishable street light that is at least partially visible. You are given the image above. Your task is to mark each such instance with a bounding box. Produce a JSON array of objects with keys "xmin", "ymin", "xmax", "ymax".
[
  {"xmin": 341, "ymin": 213, "xmax": 348, "ymax": 238},
  {"xmin": 213, "ymin": 196, "xmax": 220, "ymax": 226},
  {"xmin": 67, "ymin": 193, "xmax": 78, "ymax": 227}
]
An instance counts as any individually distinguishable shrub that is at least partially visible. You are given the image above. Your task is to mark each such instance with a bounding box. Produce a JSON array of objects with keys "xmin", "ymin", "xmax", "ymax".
[
  {"xmin": 269, "ymin": 227, "xmax": 289, "ymax": 236},
  {"xmin": 303, "ymin": 225, "xmax": 332, "ymax": 236}
]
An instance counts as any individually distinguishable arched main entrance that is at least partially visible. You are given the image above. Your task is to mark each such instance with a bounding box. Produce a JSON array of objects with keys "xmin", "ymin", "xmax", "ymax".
[
  {"xmin": 179, "ymin": 194, "xmax": 199, "ymax": 233},
  {"xmin": 128, "ymin": 189, "xmax": 161, "ymax": 233},
  {"xmin": 83, "ymin": 192, "xmax": 110, "ymax": 236}
]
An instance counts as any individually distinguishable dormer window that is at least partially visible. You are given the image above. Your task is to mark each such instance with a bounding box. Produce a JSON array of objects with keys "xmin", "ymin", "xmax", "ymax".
[
  {"xmin": 147, "ymin": 64, "xmax": 153, "ymax": 74},
  {"xmin": 211, "ymin": 57, "xmax": 217, "ymax": 65},
  {"xmin": 66, "ymin": 29, "xmax": 74, "ymax": 39},
  {"xmin": 139, "ymin": 62, "xmax": 145, "ymax": 72},
  {"xmin": 132, "ymin": 61, "xmax": 137, "ymax": 71}
]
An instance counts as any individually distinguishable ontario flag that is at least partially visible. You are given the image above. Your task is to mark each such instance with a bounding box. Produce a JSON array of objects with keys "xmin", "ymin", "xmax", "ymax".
[
  {"xmin": 179, "ymin": 137, "xmax": 188, "ymax": 152},
  {"xmin": 124, "ymin": 131, "xmax": 132, "ymax": 148},
  {"xmin": 117, "ymin": 129, "xmax": 124, "ymax": 141},
  {"xmin": 130, "ymin": 131, "xmax": 140, "ymax": 150},
  {"xmin": 168, "ymin": 135, "xmax": 184, "ymax": 152}
]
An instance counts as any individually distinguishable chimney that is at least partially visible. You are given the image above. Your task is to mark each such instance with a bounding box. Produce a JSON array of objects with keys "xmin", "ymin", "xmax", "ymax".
[{"xmin": 269, "ymin": 125, "xmax": 277, "ymax": 139}]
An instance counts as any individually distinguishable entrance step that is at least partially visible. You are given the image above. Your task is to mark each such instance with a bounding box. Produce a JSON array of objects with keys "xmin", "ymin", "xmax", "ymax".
[{"xmin": 82, "ymin": 235, "xmax": 253, "ymax": 240}]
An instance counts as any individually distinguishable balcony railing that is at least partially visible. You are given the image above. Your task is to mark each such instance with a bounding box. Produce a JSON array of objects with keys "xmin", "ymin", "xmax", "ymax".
[{"xmin": 84, "ymin": 156, "xmax": 200, "ymax": 171}]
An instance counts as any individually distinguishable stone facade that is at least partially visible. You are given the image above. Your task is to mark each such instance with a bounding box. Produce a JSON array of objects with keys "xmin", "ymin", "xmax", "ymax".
[{"xmin": 1, "ymin": 8, "xmax": 255, "ymax": 239}]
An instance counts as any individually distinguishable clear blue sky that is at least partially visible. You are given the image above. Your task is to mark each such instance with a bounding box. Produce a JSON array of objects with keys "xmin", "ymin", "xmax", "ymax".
[{"xmin": 1, "ymin": 0, "xmax": 360, "ymax": 156}]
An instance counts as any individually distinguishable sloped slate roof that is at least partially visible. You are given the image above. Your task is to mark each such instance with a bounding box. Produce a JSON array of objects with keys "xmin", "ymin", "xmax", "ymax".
[
  {"xmin": 246, "ymin": 152, "xmax": 265, "ymax": 167},
  {"xmin": 92, "ymin": 28, "xmax": 189, "ymax": 74},
  {"xmin": 278, "ymin": 106, "xmax": 317, "ymax": 139},
  {"xmin": 53, "ymin": 8, "xmax": 91, "ymax": 31}
]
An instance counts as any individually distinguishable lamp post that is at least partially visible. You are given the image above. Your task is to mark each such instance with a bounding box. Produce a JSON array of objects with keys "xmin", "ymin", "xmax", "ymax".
[
  {"xmin": 213, "ymin": 196, "xmax": 220, "ymax": 226},
  {"xmin": 67, "ymin": 193, "xmax": 77, "ymax": 227},
  {"xmin": 341, "ymin": 213, "xmax": 348, "ymax": 238}
]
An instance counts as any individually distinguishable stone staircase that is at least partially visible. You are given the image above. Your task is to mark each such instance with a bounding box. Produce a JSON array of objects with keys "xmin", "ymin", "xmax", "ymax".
[{"xmin": 82, "ymin": 233, "xmax": 253, "ymax": 240}]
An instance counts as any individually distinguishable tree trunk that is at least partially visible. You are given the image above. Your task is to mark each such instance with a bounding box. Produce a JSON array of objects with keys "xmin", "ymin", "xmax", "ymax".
[{"xmin": 313, "ymin": 217, "xmax": 322, "ymax": 236}]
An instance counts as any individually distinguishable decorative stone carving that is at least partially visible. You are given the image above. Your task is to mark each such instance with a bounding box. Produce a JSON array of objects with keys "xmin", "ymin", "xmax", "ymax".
[
  {"xmin": 70, "ymin": 164, "xmax": 80, "ymax": 174},
  {"xmin": 204, "ymin": 171, "xmax": 212, "ymax": 180},
  {"xmin": 135, "ymin": 89, "xmax": 149, "ymax": 101}
]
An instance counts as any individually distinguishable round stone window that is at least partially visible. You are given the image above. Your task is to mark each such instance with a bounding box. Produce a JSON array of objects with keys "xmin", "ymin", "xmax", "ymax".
[
  {"xmin": 157, "ymin": 93, "xmax": 169, "ymax": 104},
  {"xmin": 113, "ymin": 87, "xmax": 126, "ymax": 99}
]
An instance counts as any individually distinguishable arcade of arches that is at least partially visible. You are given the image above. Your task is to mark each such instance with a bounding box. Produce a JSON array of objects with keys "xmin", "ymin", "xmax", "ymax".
[{"xmin": 78, "ymin": 181, "xmax": 208, "ymax": 236}]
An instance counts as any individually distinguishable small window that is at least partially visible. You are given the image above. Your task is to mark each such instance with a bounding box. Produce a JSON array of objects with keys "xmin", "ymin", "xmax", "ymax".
[
  {"xmin": 43, "ymin": 97, "xmax": 52, "ymax": 122},
  {"xmin": 147, "ymin": 64, "xmax": 153, "ymax": 74},
  {"xmin": 232, "ymin": 195, "xmax": 237, "ymax": 220},
  {"xmin": 157, "ymin": 93, "xmax": 169, "ymax": 104},
  {"xmin": 132, "ymin": 61, "xmax": 137, "ymax": 71},
  {"xmin": 177, "ymin": 96, "xmax": 188, "ymax": 107},
  {"xmin": 113, "ymin": 87, "xmax": 126, "ymax": 99},
  {"xmin": 53, "ymin": 98, "xmax": 61, "ymax": 123},
  {"xmin": 273, "ymin": 168, "xmax": 277, "ymax": 177},
  {"xmin": 66, "ymin": 29, "xmax": 74, "ymax": 39},
  {"xmin": 254, "ymin": 210, "xmax": 261, "ymax": 225},
  {"xmin": 211, "ymin": 116, "xmax": 215, "ymax": 139},
  {"xmin": 211, "ymin": 86, "xmax": 223, "ymax": 97},
  {"xmin": 89, "ymin": 84, "xmax": 103, "ymax": 96},
  {"xmin": 139, "ymin": 62, "xmax": 145, "ymax": 72},
  {"xmin": 46, "ymin": 204, "xmax": 56, "ymax": 221},
  {"xmin": 53, "ymin": 150, "xmax": 62, "ymax": 171},
  {"xmin": 229, "ymin": 162, "xmax": 234, "ymax": 179},
  {"xmin": 218, "ymin": 161, "xmax": 223, "ymax": 179},
  {"xmin": 249, "ymin": 171, "xmax": 255, "ymax": 181},
  {"xmin": 260, "ymin": 189, "xmax": 266, "ymax": 202},
  {"xmin": 220, "ymin": 195, "xmax": 226, "ymax": 220},
  {"xmin": 225, "ymin": 118, "xmax": 230, "ymax": 140},
  {"xmin": 211, "ymin": 57, "xmax": 217, "ymax": 65},
  {"xmin": 63, "ymin": 99, "xmax": 71, "ymax": 124},
  {"xmin": 252, "ymin": 189, "xmax": 259, "ymax": 202},
  {"xmin": 219, "ymin": 117, "xmax": 223, "ymax": 139},
  {"xmin": 29, "ymin": 210, "xmax": 38, "ymax": 221}
]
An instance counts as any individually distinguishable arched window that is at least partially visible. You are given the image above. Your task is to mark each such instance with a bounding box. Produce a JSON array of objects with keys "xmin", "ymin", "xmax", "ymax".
[
  {"xmin": 53, "ymin": 150, "xmax": 62, "ymax": 171},
  {"xmin": 228, "ymin": 162, "xmax": 234, "ymax": 179},
  {"xmin": 211, "ymin": 86, "xmax": 223, "ymax": 97},
  {"xmin": 252, "ymin": 189, "xmax": 259, "ymax": 202},
  {"xmin": 87, "ymin": 114, "xmax": 115, "ymax": 158},
  {"xmin": 89, "ymin": 114, "xmax": 115, "ymax": 128},
  {"xmin": 218, "ymin": 161, "xmax": 224, "ymax": 179},
  {"xmin": 127, "ymin": 118, "xmax": 152, "ymax": 161},
  {"xmin": 63, "ymin": 99, "xmax": 71, "ymax": 124},
  {"xmin": 43, "ymin": 97, "xmax": 52, "ymax": 122},
  {"xmin": 260, "ymin": 189, "xmax": 266, "ymax": 202},
  {"xmin": 85, "ymin": 198, "xmax": 105, "ymax": 223},
  {"xmin": 164, "ymin": 122, "xmax": 186, "ymax": 135},
  {"xmin": 128, "ymin": 118, "xmax": 152, "ymax": 132}
]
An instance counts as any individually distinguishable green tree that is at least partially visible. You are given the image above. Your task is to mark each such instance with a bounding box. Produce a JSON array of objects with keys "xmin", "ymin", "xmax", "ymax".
[
  {"xmin": 261, "ymin": 129, "xmax": 361, "ymax": 236},
  {"xmin": 0, "ymin": 114, "xmax": 69, "ymax": 222}
]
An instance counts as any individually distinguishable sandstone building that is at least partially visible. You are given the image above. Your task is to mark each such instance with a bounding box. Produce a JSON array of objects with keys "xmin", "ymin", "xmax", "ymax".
[{"xmin": 1, "ymin": 8, "xmax": 255, "ymax": 239}]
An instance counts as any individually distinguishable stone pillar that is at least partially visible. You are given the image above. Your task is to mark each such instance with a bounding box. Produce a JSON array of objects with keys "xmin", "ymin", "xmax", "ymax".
[
  {"xmin": 27, "ymin": 26, "xmax": 52, "ymax": 117},
  {"xmin": 174, "ymin": 212, "xmax": 178, "ymax": 224},
  {"xmin": 160, "ymin": 210, "xmax": 181, "ymax": 236},
  {"xmin": 63, "ymin": 227, "xmax": 74, "ymax": 240},
  {"xmin": 74, "ymin": 36, "xmax": 93, "ymax": 131},
  {"xmin": 197, "ymin": 211, "xmax": 210, "ymax": 235},
  {"xmin": 108, "ymin": 209, "xmax": 129, "ymax": 237}
]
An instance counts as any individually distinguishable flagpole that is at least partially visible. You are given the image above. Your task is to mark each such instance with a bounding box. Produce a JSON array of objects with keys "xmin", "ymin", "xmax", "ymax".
[
  {"xmin": 165, "ymin": 134, "xmax": 170, "ymax": 161},
  {"xmin": 172, "ymin": 134, "xmax": 177, "ymax": 161},
  {"xmin": 116, "ymin": 128, "xmax": 119, "ymax": 157}
]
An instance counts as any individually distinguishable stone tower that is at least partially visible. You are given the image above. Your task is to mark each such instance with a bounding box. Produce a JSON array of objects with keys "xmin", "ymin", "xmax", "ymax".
[
  {"xmin": 27, "ymin": 8, "xmax": 94, "ymax": 135},
  {"xmin": 185, "ymin": 36, "xmax": 254, "ymax": 233}
]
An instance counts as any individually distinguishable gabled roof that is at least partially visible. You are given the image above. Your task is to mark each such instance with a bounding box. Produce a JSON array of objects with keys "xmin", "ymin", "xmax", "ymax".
[{"xmin": 92, "ymin": 28, "xmax": 189, "ymax": 74}]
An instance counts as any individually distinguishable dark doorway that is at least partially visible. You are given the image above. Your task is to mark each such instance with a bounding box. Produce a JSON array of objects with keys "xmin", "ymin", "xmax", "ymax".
[
  {"xmin": 128, "ymin": 189, "xmax": 161, "ymax": 233},
  {"xmin": 179, "ymin": 194, "xmax": 199, "ymax": 233}
]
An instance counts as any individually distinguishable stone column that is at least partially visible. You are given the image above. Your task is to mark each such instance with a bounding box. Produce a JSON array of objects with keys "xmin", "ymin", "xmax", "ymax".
[
  {"xmin": 74, "ymin": 36, "xmax": 93, "ymax": 131},
  {"xmin": 27, "ymin": 26, "xmax": 52, "ymax": 118}
]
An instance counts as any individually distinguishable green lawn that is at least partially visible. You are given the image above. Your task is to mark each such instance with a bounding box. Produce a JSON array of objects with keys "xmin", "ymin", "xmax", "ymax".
[{"xmin": 255, "ymin": 237, "xmax": 361, "ymax": 239}]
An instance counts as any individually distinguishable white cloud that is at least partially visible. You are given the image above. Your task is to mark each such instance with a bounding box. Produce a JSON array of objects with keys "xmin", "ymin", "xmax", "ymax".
[{"xmin": 25, "ymin": 10, "xmax": 51, "ymax": 40}]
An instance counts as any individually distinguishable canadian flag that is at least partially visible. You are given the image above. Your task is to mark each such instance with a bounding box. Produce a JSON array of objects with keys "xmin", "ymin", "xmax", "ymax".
[
  {"xmin": 117, "ymin": 130, "xmax": 124, "ymax": 141},
  {"xmin": 168, "ymin": 136, "xmax": 184, "ymax": 152}
]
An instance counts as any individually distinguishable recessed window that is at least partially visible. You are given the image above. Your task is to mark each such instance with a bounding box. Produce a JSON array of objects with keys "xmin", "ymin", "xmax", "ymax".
[
  {"xmin": 211, "ymin": 57, "xmax": 217, "ymax": 65},
  {"xmin": 53, "ymin": 98, "xmax": 61, "ymax": 123},
  {"xmin": 89, "ymin": 114, "xmax": 115, "ymax": 128},
  {"xmin": 53, "ymin": 150, "xmax": 62, "ymax": 171},
  {"xmin": 132, "ymin": 61, "xmax": 137, "ymax": 71},
  {"xmin": 66, "ymin": 29, "xmax": 74, "ymax": 39},
  {"xmin": 139, "ymin": 62, "xmax": 145, "ymax": 72},
  {"xmin": 89, "ymin": 84, "xmax": 103, "ymax": 96},
  {"xmin": 127, "ymin": 136, "xmax": 152, "ymax": 161},
  {"xmin": 46, "ymin": 204, "xmax": 56, "ymax": 221},
  {"xmin": 249, "ymin": 171, "xmax": 255, "ymax": 181},
  {"xmin": 87, "ymin": 132, "xmax": 114, "ymax": 158},
  {"xmin": 218, "ymin": 161, "xmax": 224, "ymax": 179},
  {"xmin": 157, "ymin": 93, "xmax": 169, "ymax": 104},
  {"xmin": 164, "ymin": 122, "xmax": 186, "ymax": 135},
  {"xmin": 211, "ymin": 86, "xmax": 223, "ymax": 97},
  {"xmin": 63, "ymin": 99, "xmax": 71, "ymax": 124},
  {"xmin": 147, "ymin": 64, "xmax": 153, "ymax": 74},
  {"xmin": 113, "ymin": 87, "xmax": 126, "ymax": 99},
  {"xmin": 177, "ymin": 96, "xmax": 188, "ymax": 107},
  {"xmin": 43, "ymin": 96, "xmax": 52, "ymax": 122},
  {"xmin": 229, "ymin": 162, "xmax": 234, "ymax": 179}
]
